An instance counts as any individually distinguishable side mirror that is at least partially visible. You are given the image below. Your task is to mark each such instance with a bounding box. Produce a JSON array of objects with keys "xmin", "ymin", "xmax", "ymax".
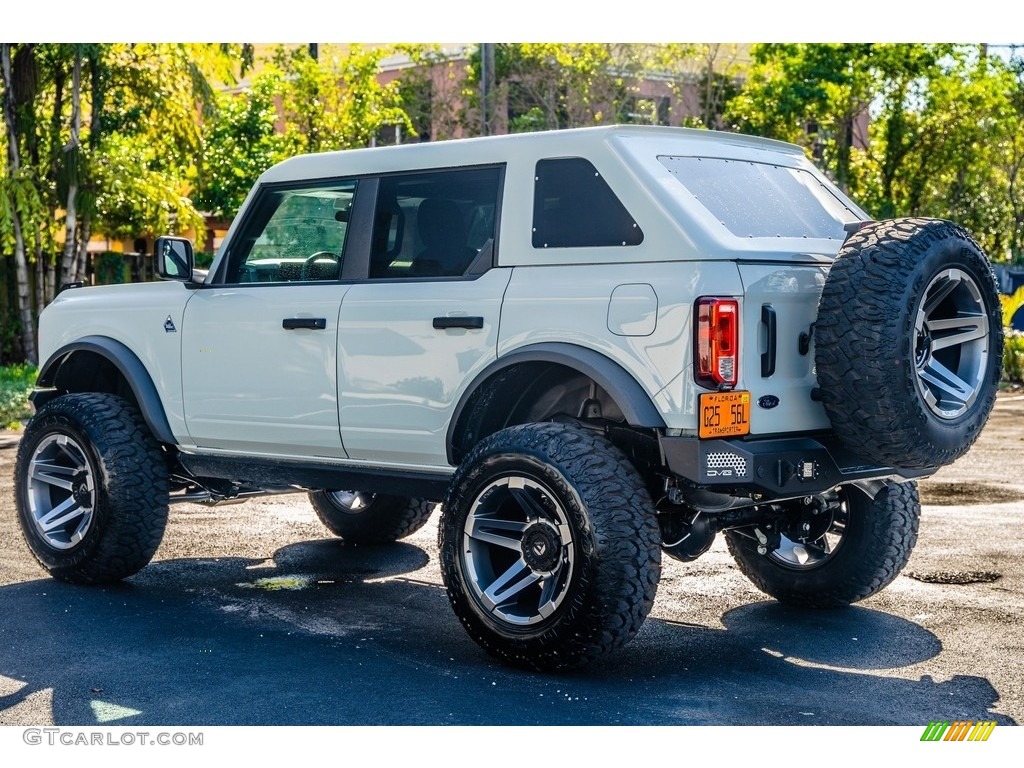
[{"xmin": 154, "ymin": 236, "xmax": 195, "ymax": 282}]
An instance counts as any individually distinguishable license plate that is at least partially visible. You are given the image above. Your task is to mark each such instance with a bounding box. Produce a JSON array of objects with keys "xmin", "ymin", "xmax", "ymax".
[{"xmin": 698, "ymin": 391, "xmax": 751, "ymax": 439}]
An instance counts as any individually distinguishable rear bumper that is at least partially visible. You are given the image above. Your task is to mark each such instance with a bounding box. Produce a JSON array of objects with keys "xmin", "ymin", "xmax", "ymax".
[{"xmin": 661, "ymin": 433, "xmax": 934, "ymax": 498}]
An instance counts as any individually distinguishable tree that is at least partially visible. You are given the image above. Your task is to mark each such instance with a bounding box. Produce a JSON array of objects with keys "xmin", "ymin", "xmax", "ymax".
[
  {"xmin": 196, "ymin": 74, "xmax": 285, "ymax": 219},
  {"xmin": 466, "ymin": 44, "xmax": 647, "ymax": 134},
  {"xmin": 1, "ymin": 42, "xmax": 249, "ymax": 363},
  {"xmin": 392, "ymin": 44, "xmax": 466, "ymax": 141},
  {"xmin": 86, "ymin": 44, "xmax": 236, "ymax": 246},
  {"xmin": 726, "ymin": 43, "xmax": 879, "ymax": 193},
  {"xmin": 267, "ymin": 45, "xmax": 411, "ymax": 154},
  {"xmin": 650, "ymin": 43, "xmax": 744, "ymax": 129},
  {"xmin": 2, "ymin": 43, "xmax": 40, "ymax": 363},
  {"xmin": 997, "ymin": 52, "xmax": 1024, "ymax": 261},
  {"xmin": 726, "ymin": 43, "xmax": 1024, "ymax": 261},
  {"xmin": 59, "ymin": 45, "xmax": 82, "ymax": 287}
]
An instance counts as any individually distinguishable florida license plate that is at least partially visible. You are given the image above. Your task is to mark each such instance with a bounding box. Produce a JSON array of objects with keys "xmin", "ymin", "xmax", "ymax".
[{"xmin": 698, "ymin": 391, "xmax": 751, "ymax": 439}]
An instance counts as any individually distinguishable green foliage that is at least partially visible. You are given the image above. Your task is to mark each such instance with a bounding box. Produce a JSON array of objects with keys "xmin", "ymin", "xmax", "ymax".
[
  {"xmin": 0, "ymin": 363, "xmax": 36, "ymax": 428},
  {"xmin": 508, "ymin": 106, "xmax": 548, "ymax": 134},
  {"xmin": 1004, "ymin": 329, "xmax": 1024, "ymax": 383},
  {"xmin": 727, "ymin": 43, "xmax": 893, "ymax": 192},
  {"xmin": 87, "ymin": 44, "xmax": 230, "ymax": 243},
  {"xmin": 391, "ymin": 44, "xmax": 464, "ymax": 141},
  {"xmin": 267, "ymin": 45, "xmax": 412, "ymax": 155},
  {"xmin": 727, "ymin": 44, "xmax": 1024, "ymax": 261},
  {"xmin": 468, "ymin": 44, "xmax": 647, "ymax": 133},
  {"xmin": 0, "ymin": 166, "xmax": 43, "ymax": 253},
  {"xmin": 650, "ymin": 43, "xmax": 744, "ymax": 129},
  {"xmin": 92, "ymin": 132, "xmax": 204, "ymax": 242},
  {"xmin": 92, "ymin": 251, "xmax": 127, "ymax": 285},
  {"xmin": 0, "ymin": 257, "xmax": 21, "ymax": 364},
  {"xmin": 197, "ymin": 75, "xmax": 285, "ymax": 218}
]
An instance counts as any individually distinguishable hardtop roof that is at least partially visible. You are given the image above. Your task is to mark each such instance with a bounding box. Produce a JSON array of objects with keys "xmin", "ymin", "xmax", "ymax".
[{"xmin": 257, "ymin": 124, "xmax": 805, "ymax": 185}]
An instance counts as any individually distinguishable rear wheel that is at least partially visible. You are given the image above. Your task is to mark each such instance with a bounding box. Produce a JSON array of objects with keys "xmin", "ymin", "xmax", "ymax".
[
  {"xmin": 14, "ymin": 393, "xmax": 169, "ymax": 584},
  {"xmin": 308, "ymin": 490, "xmax": 434, "ymax": 543},
  {"xmin": 725, "ymin": 481, "xmax": 920, "ymax": 608},
  {"xmin": 439, "ymin": 423, "xmax": 661, "ymax": 670}
]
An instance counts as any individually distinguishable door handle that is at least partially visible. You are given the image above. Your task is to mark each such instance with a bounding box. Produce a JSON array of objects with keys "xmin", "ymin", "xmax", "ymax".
[
  {"xmin": 433, "ymin": 316, "xmax": 484, "ymax": 330},
  {"xmin": 760, "ymin": 304, "xmax": 777, "ymax": 377},
  {"xmin": 282, "ymin": 317, "xmax": 327, "ymax": 330}
]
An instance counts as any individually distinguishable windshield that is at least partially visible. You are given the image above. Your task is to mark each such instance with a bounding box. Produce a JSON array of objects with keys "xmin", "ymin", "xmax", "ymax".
[{"xmin": 658, "ymin": 155, "xmax": 859, "ymax": 240}]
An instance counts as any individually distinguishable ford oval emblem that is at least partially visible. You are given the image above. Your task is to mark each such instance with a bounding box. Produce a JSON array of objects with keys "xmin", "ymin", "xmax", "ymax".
[{"xmin": 758, "ymin": 395, "xmax": 780, "ymax": 409}]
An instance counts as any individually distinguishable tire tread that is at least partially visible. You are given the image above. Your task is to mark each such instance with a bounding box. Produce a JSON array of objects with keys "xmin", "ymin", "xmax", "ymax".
[
  {"xmin": 815, "ymin": 217, "xmax": 1002, "ymax": 468},
  {"xmin": 725, "ymin": 482, "xmax": 920, "ymax": 608},
  {"xmin": 14, "ymin": 393, "xmax": 169, "ymax": 584},
  {"xmin": 439, "ymin": 422, "xmax": 661, "ymax": 671}
]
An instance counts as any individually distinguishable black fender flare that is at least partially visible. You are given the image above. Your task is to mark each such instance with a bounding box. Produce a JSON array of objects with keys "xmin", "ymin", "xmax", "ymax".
[
  {"xmin": 33, "ymin": 336, "xmax": 177, "ymax": 445},
  {"xmin": 447, "ymin": 342, "xmax": 666, "ymax": 464}
]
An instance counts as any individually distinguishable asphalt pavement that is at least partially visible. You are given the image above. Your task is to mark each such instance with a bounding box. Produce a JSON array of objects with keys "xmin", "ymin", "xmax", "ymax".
[{"xmin": 1, "ymin": 394, "xmax": 1022, "ymax": 727}]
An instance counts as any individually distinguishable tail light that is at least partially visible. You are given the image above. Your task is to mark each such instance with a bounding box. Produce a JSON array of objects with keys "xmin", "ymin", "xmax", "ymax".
[{"xmin": 695, "ymin": 298, "xmax": 739, "ymax": 388}]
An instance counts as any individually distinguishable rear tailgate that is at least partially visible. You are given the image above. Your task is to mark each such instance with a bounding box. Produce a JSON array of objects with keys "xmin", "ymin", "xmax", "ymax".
[{"xmin": 738, "ymin": 262, "xmax": 831, "ymax": 435}]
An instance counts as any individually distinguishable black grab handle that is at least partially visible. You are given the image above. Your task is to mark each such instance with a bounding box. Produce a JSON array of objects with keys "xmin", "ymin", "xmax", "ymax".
[
  {"xmin": 282, "ymin": 317, "xmax": 327, "ymax": 330},
  {"xmin": 760, "ymin": 304, "xmax": 777, "ymax": 378},
  {"xmin": 433, "ymin": 316, "xmax": 484, "ymax": 330}
]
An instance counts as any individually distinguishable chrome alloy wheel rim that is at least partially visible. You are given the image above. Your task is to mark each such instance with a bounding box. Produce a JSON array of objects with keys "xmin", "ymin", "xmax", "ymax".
[
  {"xmin": 328, "ymin": 490, "xmax": 375, "ymax": 513},
  {"xmin": 461, "ymin": 475, "xmax": 575, "ymax": 627},
  {"xmin": 26, "ymin": 433, "xmax": 96, "ymax": 550},
  {"xmin": 913, "ymin": 267, "xmax": 990, "ymax": 419},
  {"xmin": 768, "ymin": 529, "xmax": 844, "ymax": 570}
]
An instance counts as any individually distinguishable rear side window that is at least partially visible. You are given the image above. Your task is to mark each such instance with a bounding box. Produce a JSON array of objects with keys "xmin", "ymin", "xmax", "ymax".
[
  {"xmin": 369, "ymin": 165, "xmax": 502, "ymax": 279},
  {"xmin": 659, "ymin": 156, "xmax": 858, "ymax": 239},
  {"xmin": 533, "ymin": 157, "xmax": 643, "ymax": 248}
]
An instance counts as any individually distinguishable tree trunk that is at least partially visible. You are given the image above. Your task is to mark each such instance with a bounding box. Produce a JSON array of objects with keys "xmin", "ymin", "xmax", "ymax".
[
  {"xmin": 2, "ymin": 43, "xmax": 37, "ymax": 364},
  {"xmin": 60, "ymin": 48, "xmax": 82, "ymax": 286},
  {"xmin": 76, "ymin": 212, "xmax": 92, "ymax": 284},
  {"xmin": 46, "ymin": 65, "xmax": 65, "ymax": 303},
  {"xmin": 703, "ymin": 45, "xmax": 716, "ymax": 129},
  {"xmin": 34, "ymin": 229, "xmax": 44, "ymax": 312},
  {"xmin": 12, "ymin": 217, "xmax": 36, "ymax": 364},
  {"xmin": 834, "ymin": 114, "xmax": 853, "ymax": 194}
]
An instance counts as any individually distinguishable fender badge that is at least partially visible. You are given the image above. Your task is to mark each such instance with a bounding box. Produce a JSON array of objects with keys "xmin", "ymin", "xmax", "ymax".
[
  {"xmin": 164, "ymin": 316, "xmax": 177, "ymax": 333},
  {"xmin": 757, "ymin": 395, "xmax": 780, "ymax": 409}
]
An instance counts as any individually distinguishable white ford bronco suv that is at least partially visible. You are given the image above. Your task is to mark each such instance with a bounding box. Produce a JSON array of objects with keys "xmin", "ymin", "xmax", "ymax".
[{"xmin": 15, "ymin": 125, "xmax": 1003, "ymax": 670}]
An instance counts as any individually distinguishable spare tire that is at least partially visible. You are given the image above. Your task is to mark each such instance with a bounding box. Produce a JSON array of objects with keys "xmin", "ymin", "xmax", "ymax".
[{"xmin": 815, "ymin": 217, "xmax": 1002, "ymax": 469}]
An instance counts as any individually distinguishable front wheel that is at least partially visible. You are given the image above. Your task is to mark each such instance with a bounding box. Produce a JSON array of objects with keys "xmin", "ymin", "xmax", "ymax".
[
  {"xmin": 439, "ymin": 423, "xmax": 661, "ymax": 671},
  {"xmin": 14, "ymin": 393, "xmax": 170, "ymax": 584},
  {"xmin": 725, "ymin": 481, "xmax": 920, "ymax": 608}
]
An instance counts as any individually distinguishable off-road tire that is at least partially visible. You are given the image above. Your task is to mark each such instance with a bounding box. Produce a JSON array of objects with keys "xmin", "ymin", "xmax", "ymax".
[
  {"xmin": 308, "ymin": 491, "xmax": 435, "ymax": 543},
  {"xmin": 725, "ymin": 481, "xmax": 920, "ymax": 608},
  {"xmin": 439, "ymin": 422, "xmax": 662, "ymax": 671},
  {"xmin": 14, "ymin": 393, "xmax": 170, "ymax": 584},
  {"xmin": 815, "ymin": 217, "xmax": 1002, "ymax": 469}
]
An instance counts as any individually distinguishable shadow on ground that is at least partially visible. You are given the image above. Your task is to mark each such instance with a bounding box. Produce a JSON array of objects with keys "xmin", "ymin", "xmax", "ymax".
[{"xmin": 0, "ymin": 538, "xmax": 1014, "ymax": 726}]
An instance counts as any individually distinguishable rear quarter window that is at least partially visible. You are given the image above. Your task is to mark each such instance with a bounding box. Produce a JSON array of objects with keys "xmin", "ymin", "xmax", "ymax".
[
  {"xmin": 659, "ymin": 155, "xmax": 858, "ymax": 240},
  {"xmin": 533, "ymin": 157, "xmax": 643, "ymax": 248}
]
